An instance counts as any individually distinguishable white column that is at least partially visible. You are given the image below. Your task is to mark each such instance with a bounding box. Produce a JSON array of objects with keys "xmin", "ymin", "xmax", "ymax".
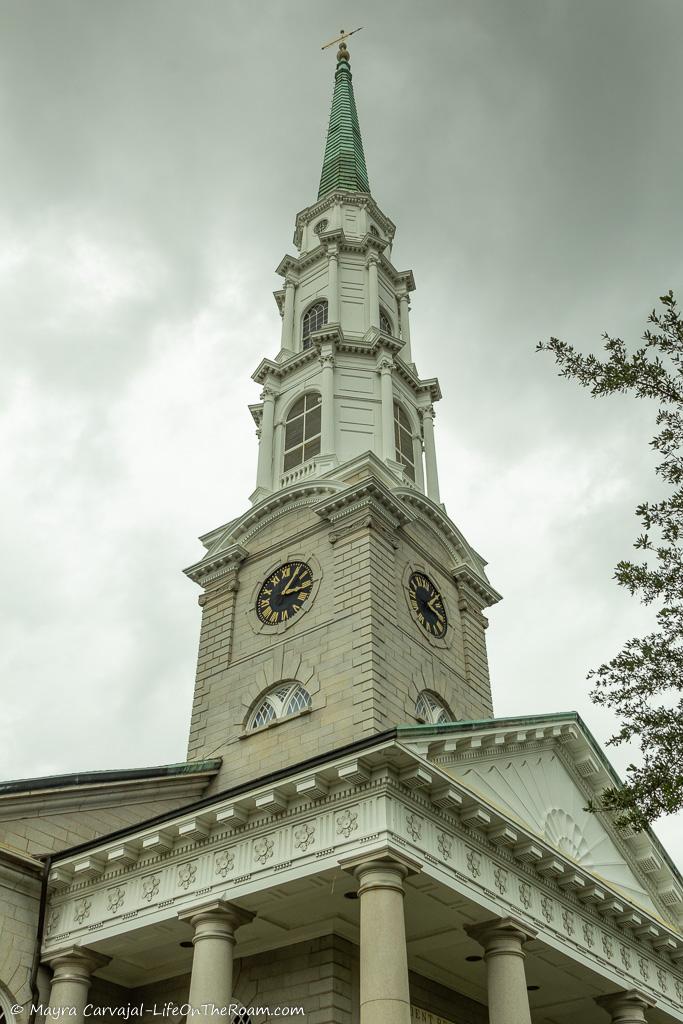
[
  {"xmin": 272, "ymin": 417, "xmax": 285, "ymax": 487},
  {"xmin": 412, "ymin": 432, "xmax": 425, "ymax": 491},
  {"xmin": 328, "ymin": 248, "xmax": 340, "ymax": 322},
  {"xmin": 255, "ymin": 384, "xmax": 277, "ymax": 492},
  {"xmin": 465, "ymin": 917, "xmax": 536, "ymax": 1024},
  {"xmin": 399, "ymin": 291, "xmax": 412, "ymax": 362},
  {"xmin": 378, "ymin": 356, "xmax": 395, "ymax": 463},
  {"xmin": 320, "ymin": 350, "xmax": 335, "ymax": 456},
  {"xmin": 281, "ymin": 278, "xmax": 296, "ymax": 350},
  {"xmin": 45, "ymin": 947, "xmax": 110, "ymax": 1023},
  {"xmin": 354, "ymin": 858, "xmax": 413, "ymax": 1024},
  {"xmin": 367, "ymin": 254, "xmax": 380, "ymax": 329},
  {"xmin": 595, "ymin": 989, "xmax": 656, "ymax": 1023},
  {"xmin": 179, "ymin": 899, "xmax": 254, "ymax": 1023},
  {"xmin": 421, "ymin": 404, "xmax": 441, "ymax": 503}
]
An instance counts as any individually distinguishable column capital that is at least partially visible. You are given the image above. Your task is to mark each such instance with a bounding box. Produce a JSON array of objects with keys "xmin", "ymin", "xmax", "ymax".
[
  {"xmin": 339, "ymin": 845, "xmax": 422, "ymax": 888},
  {"xmin": 366, "ymin": 251, "xmax": 380, "ymax": 267},
  {"xmin": 465, "ymin": 916, "xmax": 537, "ymax": 956},
  {"xmin": 420, "ymin": 403, "xmax": 436, "ymax": 420},
  {"xmin": 178, "ymin": 898, "xmax": 255, "ymax": 934},
  {"xmin": 260, "ymin": 383, "xmax": 278, "ymax": 401},
  {"xmin": 595, "ymin": 989, "xmax": 656, "ymax": 1022},
  {"xmin": 44, "ymin": 945, "xmax": 111, "ymax": 979},
  {"xmin": 284, "ymin": 275, "xmax": 297, "ymax": 289},
  {"xmin": 377, "ymin": 355, "xmax": 394, "ymax": 375}
]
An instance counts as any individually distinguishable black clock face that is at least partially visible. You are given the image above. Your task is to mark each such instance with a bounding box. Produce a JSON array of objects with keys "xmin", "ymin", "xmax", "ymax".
[
  {"xmin": 408, "ymin": 572, "xmax": 448, "ymax": 638},
  {"xmin": 256, "ymin": 561, "xmax": 314, "ymax": 625}
]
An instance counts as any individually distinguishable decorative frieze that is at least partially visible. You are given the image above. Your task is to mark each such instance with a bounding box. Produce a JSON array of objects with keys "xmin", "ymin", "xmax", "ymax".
[{"xmin": 41, "ymin": 755, "xmax": 683, "ymax": 1017}]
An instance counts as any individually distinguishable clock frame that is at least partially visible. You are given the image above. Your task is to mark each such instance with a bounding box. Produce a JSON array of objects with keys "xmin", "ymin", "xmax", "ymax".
[
  {"xmin": 256, "ymin": 560, "xmax": 315, "ymax": 626},
  {"xmin": 406, "ymin": 569, "xmax": 449, "ymax": 640}
]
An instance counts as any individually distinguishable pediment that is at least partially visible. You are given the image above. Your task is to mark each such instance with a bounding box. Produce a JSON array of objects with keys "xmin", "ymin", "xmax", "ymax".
[{"xmin": 442, "ymin": 747, "xmax": 658, "ymax": 916}]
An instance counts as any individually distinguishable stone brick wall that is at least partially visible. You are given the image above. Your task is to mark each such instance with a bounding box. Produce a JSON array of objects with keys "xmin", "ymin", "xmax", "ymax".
[
  {"xmin": 0, "ymin": 856, "xmax": 44, "ymax": 1018},
  {"xmin": 0, "ymin": 797, "xmax": 198, "ymax": 857},
  {"xmin": 187, "ymin": 474, "xmax": 495, "ymax": 795}
]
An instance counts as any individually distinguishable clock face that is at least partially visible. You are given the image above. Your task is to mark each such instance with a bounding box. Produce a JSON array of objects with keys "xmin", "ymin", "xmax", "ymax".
[
  {"xmin": 256, "ymin": 561, "xmax": 314, "ymax": 625},
  {"xmin": 408, "ymin": 572, "xmax": 448, "ymax": 638}
]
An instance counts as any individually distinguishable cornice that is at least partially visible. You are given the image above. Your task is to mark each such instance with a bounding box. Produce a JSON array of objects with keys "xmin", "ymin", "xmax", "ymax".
[
  {"xmin": 276, "ymin": 223, "xmax": 415, "ymax": 294},
  {"xmin": 250, "ymin": 329, "xmax": 441, "ymax": 399},
  {"xmin": 251, "ymin": 343, "xmax": 324, "ymax": 385},
  {"xmin": 292, "ymin": 192, "xmax": 397, "ymax": 248},
  {"xmin": 313, "ymin": 477, "xmax": 414, "ymax": 531},
  {"xmin": 395, "ymin": 489, "xmax": 497, "ymax": 596},
  {"xmin": 193, "ymin": 482, "xmax": 344, "ymax": 572},
  {"xmin": 399, "ymin": 716, "xmax": 683, "ymax": 929},
  {"xmin": 184, "ymin": 542, "xmax": 249, "ymax": 588}
]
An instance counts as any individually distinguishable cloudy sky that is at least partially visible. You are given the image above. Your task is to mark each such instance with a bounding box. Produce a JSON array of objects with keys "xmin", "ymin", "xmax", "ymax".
[{"xmin": 1, "ymin": 0, "xmax": 681, "ymax": 860}]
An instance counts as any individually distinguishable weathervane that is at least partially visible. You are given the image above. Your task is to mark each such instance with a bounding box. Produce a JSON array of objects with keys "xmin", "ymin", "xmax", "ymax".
[{"xmin": 321, "ymin": 26, "xmax": 363, "ymax": 55}]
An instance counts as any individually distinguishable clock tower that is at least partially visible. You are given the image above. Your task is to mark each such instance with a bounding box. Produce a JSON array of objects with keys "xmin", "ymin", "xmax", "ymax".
[{"xmin": 184, "ymin": 40, "xmax": 501, "ymax": 792}]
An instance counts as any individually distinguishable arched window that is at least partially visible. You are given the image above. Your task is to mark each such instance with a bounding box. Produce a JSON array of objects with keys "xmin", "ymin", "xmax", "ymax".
[
  {"xmin": 370, "ymin": 225, "xmax": 379, "ymax": 237},
  {"xmin": 234, "ymin": 1011, "xmax": 251, "ymax": 1024},
  {"xmin": 283, "ymin": 392, "xmax": 322, "ymax": 471},
  {"xmin": 302, "ymin": 300, "xmax": 328, "ymax": 350},
  {"xmin": 415, "ymin": 691, "xmax": 453, "ymax": 725},
  {"xmin": 379, "ymin": 308, "xmax": 393, "ymax": 336},
  {"xmin": 393, "ymin": 402, "xmax": 415, "ymax": 482},
  {"xmin": 248, "ymin": 682, "xmax": 312, "ymax": 730},
  {"xmin": 314, "ymin": 219, "xmax": 328, "ymax": 235}
]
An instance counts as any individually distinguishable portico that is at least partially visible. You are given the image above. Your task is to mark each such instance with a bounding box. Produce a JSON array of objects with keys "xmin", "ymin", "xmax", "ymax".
[{"xmin": 41, "ymin": 726, "xmax": 683, "ymax": 1022}]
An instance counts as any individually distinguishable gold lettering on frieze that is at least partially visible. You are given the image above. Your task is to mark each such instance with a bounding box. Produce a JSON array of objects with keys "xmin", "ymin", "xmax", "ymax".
[{"xmin": 410, "ymin": 1006, "xmax": 457, "ymax": 1024}]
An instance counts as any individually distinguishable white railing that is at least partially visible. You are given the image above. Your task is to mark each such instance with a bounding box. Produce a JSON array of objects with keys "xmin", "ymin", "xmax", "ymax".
[{"xmin": 280, "ymin": 460, "xmax": 318, "ymax": 488}]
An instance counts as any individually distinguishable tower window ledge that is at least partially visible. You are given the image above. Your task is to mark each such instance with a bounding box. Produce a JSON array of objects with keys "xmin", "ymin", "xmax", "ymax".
[{"xmin": 239, "ymin": 707, "xmax": 313, "ymax": 740}]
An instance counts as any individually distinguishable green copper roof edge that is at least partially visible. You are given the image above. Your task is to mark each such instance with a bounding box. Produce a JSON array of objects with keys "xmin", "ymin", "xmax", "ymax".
[{"xmin": 0, "ymin": 759, "xmax": 222, "ymax": 795}]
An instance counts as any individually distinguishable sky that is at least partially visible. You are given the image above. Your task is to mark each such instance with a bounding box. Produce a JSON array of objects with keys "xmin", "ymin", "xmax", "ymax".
[{"xmin": 1, "ymin": 0, "xmax": 681, "ymax": 862}]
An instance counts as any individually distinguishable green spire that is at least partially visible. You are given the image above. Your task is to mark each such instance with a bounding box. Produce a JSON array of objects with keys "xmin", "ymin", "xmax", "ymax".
[{"xmin": 318, "ymin": 41, "xmax": 370, "ymax": 199}]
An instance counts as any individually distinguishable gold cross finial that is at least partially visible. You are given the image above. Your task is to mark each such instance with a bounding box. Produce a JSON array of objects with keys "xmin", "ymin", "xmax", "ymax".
[{"xmin": 321, "ymin": 26, "xmax": 363, "ymax": 52}]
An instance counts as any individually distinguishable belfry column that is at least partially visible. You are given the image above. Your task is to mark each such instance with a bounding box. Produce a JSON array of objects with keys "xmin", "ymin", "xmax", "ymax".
[
  {"xmin": 281, "ymin": 277, "xmax": 296, "ymax": 350},
  {"xmin": 421, "ymin": 404, "xmax": 441, "ymax": 503},
  {"xmin": 399, "ymin": 291, "xmax": 413, "ymax": 362},
  {"xmin": 328, "ymin": 246, "xmax": 340, "ymax": 322},
  {"xmin": 45, "ymin": 947, "xmax": 111, "ymax": 1022},
  {"xmin": 367, "ymin": 253, "xmax": 380, "ymax": 329},
  {"xmin": 595, "ymin": 990, "xmax": 656, "ymax": 1023},
  {"xmin": 465, "ymin": 917, "xmax": 537, "ymax": 1024},
  {"xmin": 178, "ymin": 899, "xmax": 254, "ymax": 1023},
  {"xmin": 319, "ymin": 347, "xmax": 336, "ymax": 458},
  {"xmin": 255, "ymin": 383, "xmax": 277, "ymax": 493},
  {"xmin": 378, "ymin": 356, "xmax": 395, "ymax": 463},
  {"xmin": 341, "ymin": 850, "xmax": 420, "ymax": 1024}
]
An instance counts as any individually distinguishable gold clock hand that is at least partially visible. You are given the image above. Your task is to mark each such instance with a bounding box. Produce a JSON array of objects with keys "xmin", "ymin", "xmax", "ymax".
[{"xmin": 281, "ymin": 566, "xmax": 302, "ymax": 595}]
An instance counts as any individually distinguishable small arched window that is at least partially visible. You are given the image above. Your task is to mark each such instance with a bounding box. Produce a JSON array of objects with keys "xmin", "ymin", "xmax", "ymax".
[
  {"xmin": 302, "ymin": 300, "xmax": 328, "ymax": 350},
  {"xmin": 314, "ymin": 219, "xmax": 328, "ymax": 235},
  {"xmin": 393, "ymin": 402, "xmax": 415, "ymax": 482},
  {"xmin": 284, "ymin": 392, "xmax": 322, "ymax": 470},
  {"xmin": 370, "ymin": 225, "xmax": 380, "ymax": 237},
  {"xmin": 248, "ymin": 682, "xmax": 312, "ymax": 730},
  {"xmin": 234, "ymin": 1011, "xmax": 251, "ymax": 1024},
  {"xmin": 415, "ymin": 691, "xmax": 453, "ymax": 725},
  {"xmin": 379, "ymin": 308, "xmax": 393, "ymax": 336}
]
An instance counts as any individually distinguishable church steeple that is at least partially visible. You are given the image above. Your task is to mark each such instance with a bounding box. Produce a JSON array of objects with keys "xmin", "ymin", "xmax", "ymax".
[
  {"xmin": 183, "ymin": 41, "xmax": 500, "ymax": 791},
  {"xmin": 318, "ymin": 40, "xmax": 371, "ymax": 199}
]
